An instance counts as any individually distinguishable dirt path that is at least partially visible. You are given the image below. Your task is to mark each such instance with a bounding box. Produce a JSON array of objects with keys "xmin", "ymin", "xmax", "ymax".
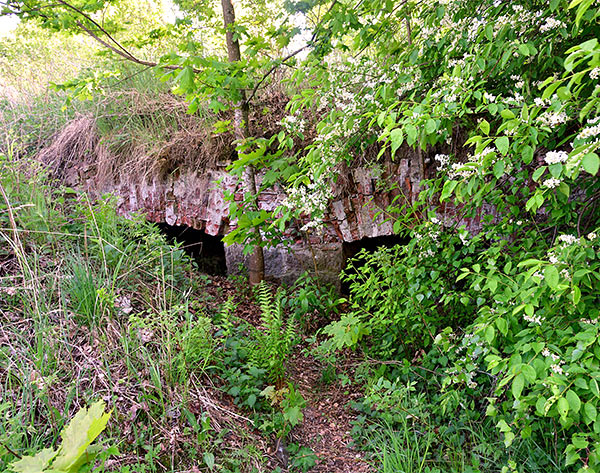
[{"xmin": 288, "ymin": 349, "xmax": 373, "ymax": 473}]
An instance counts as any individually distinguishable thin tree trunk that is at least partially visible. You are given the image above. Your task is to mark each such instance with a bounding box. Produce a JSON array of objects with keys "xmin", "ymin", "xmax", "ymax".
[{"xmin": 221, "ymin": 0, "xmax": 265, "ymax": 285}]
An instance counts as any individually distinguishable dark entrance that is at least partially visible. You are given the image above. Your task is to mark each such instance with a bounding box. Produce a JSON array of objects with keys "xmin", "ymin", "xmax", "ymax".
[
  {"xmin": 341, "ymin": 234, "xmax": 408, "ymax": 294},
  {"xmin": 156, "ymin": 223, "xmax": 227, "ymax": 275}
]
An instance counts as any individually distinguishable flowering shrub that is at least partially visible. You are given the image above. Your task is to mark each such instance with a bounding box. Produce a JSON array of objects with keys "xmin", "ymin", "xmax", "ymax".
[
  {"xmin": 339, "ymin": 218, "xmax": 482, "ymax": 358},
  {"xmin": 280, "ymin": 0, "xmax": 600, "ymax": 470}
]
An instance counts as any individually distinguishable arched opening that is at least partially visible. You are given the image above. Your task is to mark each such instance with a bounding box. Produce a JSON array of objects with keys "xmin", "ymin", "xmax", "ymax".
[
  {"xmin": 341, "ymin": 234, "xmax": 409, "ymax": 294},
  {"xmin": 156, "ymin": 223, "xmax": 227, "ymax": 275}
]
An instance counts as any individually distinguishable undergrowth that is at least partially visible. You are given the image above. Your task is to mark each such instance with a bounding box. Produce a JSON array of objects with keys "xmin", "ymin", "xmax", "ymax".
[{"xmin": 0, "ymin": 153, "xmax": 314, "ymax": 472}]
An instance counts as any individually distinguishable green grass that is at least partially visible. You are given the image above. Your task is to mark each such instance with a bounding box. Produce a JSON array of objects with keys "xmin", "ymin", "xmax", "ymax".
[{"xmin": 0, "ymin": 151, "xmax": 271, "ymax": 472}]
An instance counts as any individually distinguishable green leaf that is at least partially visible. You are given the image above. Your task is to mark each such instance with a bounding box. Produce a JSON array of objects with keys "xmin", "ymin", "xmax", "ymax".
[
  {"xmin": 283, "ymin": 405, "xmax": 303, "ymax": 426},
  {"xmin": 496, "ymin": 318, "xmax": 508, "ymax": 336},
  {"xmin": 480, "ymin": 119, "xmax": 490, "ymax": 135},
  {"xmin": 558, "ymin": 182, "xmax": 570, "ymax": 197},
  {"xmin": 584, "ymin": 402, "xmax": 597, "ymax": 423},
  {"xmin": 406, "ymin": 124, "xmax": 417, "ymax": 145},
  {"xmin": 485, "ymin": 325, "xmax": 495, "ymax": 344},
  {"xmin": 51, "ymin": 401, "xmax": 111, "ymax": 472},
  {"xmin": 493, "ymin": 160, "xmax": 505, "ymax": 179},
  {"xmin": 545, "ymin": 266, "xmax": 559, "ymax": 290},
  {"xmin": 177, "ymin": 66, "xmax": 195, "ymax": 92},
  {"xmin": 9, "ymin": 448, "xmax": 57, "ymax": 473},
  {"xmin": 497, "ymin": 419, "xmax": 511, "ymax": 432},
  {"xmin": 591, "ymin": 379, "xmax": 600, "ymax": 398},
  {"xmin": 512, "ymin": 373, "xmax": 525, "ymax": 399},
  {"xmin": 582, "ymin": 153, "xmax": 600, "ymax": 176},
  {"xmin": 495, "ymin": 136, "xmax": 510, "ymax": 156},
  {"xmin": 557, "ymin": 397, "xmax": 570, "ymax": 419},
  {"xmin": 579, "ymin": 38, "xmax": 598, "ymax": 52},
  {"xmin": 522, "ymin": 364, "xmax": 536, "ymax": 383},
  {"xmin": 522, "ymin": 145, "xmax": 534, "ymax": 164},
  {"xmin": 425, "ymin": 119, "xmax": 437, "ymax": 134},
  {"xmin": 566, "ymin": 390, "xmax": 582, "ymax": 414},
  {"xmin": 532, "ymin": 166, "xmax": 547, "ymax": 182},
  {"xmin": 518, "ymin": 43, "xmax": 530, "ymax": 56},
  {"xmin": 441, "ymin": 180, "xmax": 458, "ymax": 201},
  {"xmin": 390, "ymin": 128, "xmax": 404, "ymax": 156},
  {"xmin": 573, "ymin": 285, "xmax": 581, "ymax": 304},
  {"xmin": 203, "ymin": 452, "xmax": 215, "ymax": 469},
  {"xmin": 572, "ymin": 435, "xmax": 588, "ymax": 449}
]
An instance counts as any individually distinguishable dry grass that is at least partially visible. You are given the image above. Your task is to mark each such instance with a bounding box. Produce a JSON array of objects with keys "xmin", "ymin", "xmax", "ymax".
[{"xmin": 32, "ymin": 85, "xmax": 300, "ymax": 188}]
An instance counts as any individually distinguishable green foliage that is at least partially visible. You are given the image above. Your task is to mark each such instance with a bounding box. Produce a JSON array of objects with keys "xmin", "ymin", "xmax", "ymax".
[
  {"xmin": 285, "ymin": 272, "xmax": 343, "ymax": 328},
  {"xmin": 259, "ymin": 382, "xmax": 306, "ymax": 438},
  {"xmin": 176, "ymin": 315, "xmax": 215, "ymax": 378},
  {"xmin": 64, "ymin": 259, "xmax": 112, "ymax": 325},
  {"xmin": 8, "ymin": 401, "xmax": 112, "ymax": 473},
  {"xmin": 287, "ymin": 443, "xmax": 318, "ymax": 472},
  {"xmin": 330, "ymin": 223, "xmax": 481, "ymax": 358},
  {"xmin": 371, "ymin": 423, "xmax": 434, "ymax": 473},
  {"xmin": 248, "ymin": 282, "xmax": 297, "ymax": 383}
]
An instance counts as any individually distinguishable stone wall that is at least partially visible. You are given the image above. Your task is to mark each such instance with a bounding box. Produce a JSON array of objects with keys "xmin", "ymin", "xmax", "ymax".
[{"xmin": 72, "ymin": 154, "xmax": 486, "ymax": 285}]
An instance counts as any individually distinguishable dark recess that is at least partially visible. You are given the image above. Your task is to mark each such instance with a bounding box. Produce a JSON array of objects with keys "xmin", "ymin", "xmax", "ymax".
[
  {"xmin": 156, "ymin": 223, "xmax": 227, "ymax": 275},
  {"xmin": 341, "ymin": 234, "xmax": 409, "ymax": 294}
]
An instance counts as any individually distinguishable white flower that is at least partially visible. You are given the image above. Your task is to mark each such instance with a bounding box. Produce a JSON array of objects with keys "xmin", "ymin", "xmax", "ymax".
[
  {"xmin": 483, "ymin": 92, "xmax": 496, "ymax": 102},
  {"xmin": 434, "ymin": 154, "xmax": 450, "ymax": 170},
  {"xmin": 549, "ymin": 254, "xmax": 558, "ymax": 264},
  {"xmin": 577, "ymin": 123, "xmax": 600, "ymax": 140},
  {"xmin": 591, "ymin": 68, "xmax": 600, "ymax": 80},
  {"xmin": 551, "ymin": 364, "xmax": 564, "ymax": 375},
  {"xmin": 537, "ymin": 111, "xmax": 569, "ymax": 127},
  {"xmin": 558, "ymin": 234, "xmax": 577, "ymax": 245},
  {"xmin": 524, "ymin": 313, "xmax": 544, "ymax": 325},
  {"xmin": 544, "ymin": 150, "xmax": 568, "ymax": 165},
  {"xmin": 588, "ymin": 232, "xmax": 597, "ymax": 240},
  {"xmin": 543, "ymin": 177, "xmax": 561, "ymax": 188},
  {"xmin": 540, "ymin": 17, "xmax": 566, "ymax": 32},
  {"xmin": 542, "ymin": 348, "xmax": 551, "ymax": 357}
]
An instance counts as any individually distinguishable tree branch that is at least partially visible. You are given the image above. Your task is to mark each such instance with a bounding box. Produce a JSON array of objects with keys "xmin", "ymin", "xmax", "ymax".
[{"xmin": 244, "ymin": 0, "xmax": 338, "ymax": 106}]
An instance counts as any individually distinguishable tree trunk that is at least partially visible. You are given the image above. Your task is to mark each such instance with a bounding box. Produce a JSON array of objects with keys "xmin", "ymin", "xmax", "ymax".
[{"xmin": 221, "ymin": 0, "xmax": 265, "ymax": 285}]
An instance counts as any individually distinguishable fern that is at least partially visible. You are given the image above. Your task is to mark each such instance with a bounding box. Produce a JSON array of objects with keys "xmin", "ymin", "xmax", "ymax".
[
  {"xmin": 249, "ymin": 282, "xmax": 297, "ymax": 383},
  {"xmin": 218, "ymin": 295, "xmax": 237, "ymax": 337}
]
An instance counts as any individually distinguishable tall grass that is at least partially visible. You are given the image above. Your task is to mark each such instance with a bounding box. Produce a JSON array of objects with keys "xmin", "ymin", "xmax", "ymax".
[{"xmin": 0, "ymin": 150, "xmax": 237, "ymax": 471}]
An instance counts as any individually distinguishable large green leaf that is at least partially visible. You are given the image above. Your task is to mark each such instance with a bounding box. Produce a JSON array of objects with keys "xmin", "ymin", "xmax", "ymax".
[
  {"xmin": 51, "ymin": 401, "xmax": 111, "ymax": 472},
  {"xmin": 9, "ymin": 449, "xmax": 57, "ymax": 473}
]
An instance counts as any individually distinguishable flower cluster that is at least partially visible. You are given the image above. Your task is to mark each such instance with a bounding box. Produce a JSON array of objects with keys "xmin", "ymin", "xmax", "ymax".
[
  {"xmin": 558, "ymin": 234, "xmax": 578, "ymax": 245},
  {"xmin": 542, "ymin": 349, "xmax": 567, "ymax": 376},
  {"xmin": 534, "ymin": 97, "xmax": 551, "ymax": 107},
  {"xmin": 523, "ymin": 313, "xmax": 544, "ymax": 325},
  {"xmin": 447, "ymin": 146, "xmax": 495, "ymax": 179},
  {"xmin": 576, "ymin": 116, "xmax": 600, "ymax": 141},
  {"xmin": 537, "ymin": 110, "xmax": 569, "ymax": 127},
  {"xmin": 542, "ymin": 177, "xmax": 561, "ymax": 188},
  {"xmin": 544, "ymin": 150, "xmax": 568, "ymax": 165},
  {"xmin": 540, "ymin": 17, "xmax": 566, "ymax": 32},
  {"xmin": 279, "ymin": 115, "xmax": 306, "ymax": 134},
  {"xmin": 434, "ymin": 153, "xmax": 450, "ymax": 170}
]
